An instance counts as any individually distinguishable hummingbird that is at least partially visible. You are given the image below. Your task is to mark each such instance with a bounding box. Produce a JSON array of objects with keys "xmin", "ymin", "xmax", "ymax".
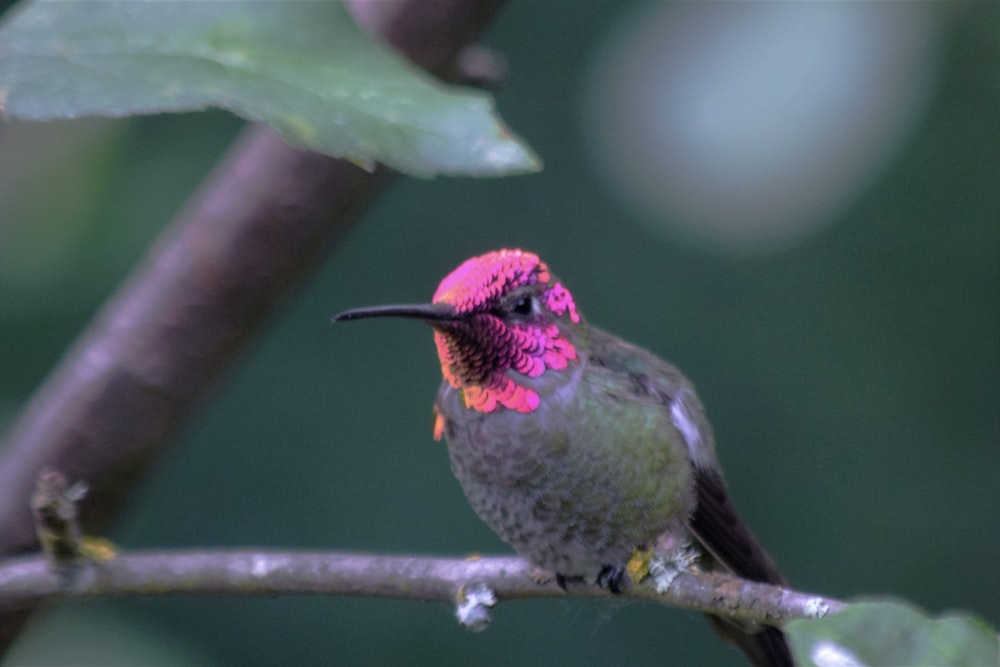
[{"xmin": 335, "ymin": 249, "xmax": 791, "ymax": 667}]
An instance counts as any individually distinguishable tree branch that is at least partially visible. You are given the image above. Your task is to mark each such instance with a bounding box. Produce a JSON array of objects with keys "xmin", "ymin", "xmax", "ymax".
[{"xmin": 0, "ymin": 549, "xmax": 844, "ymax": 628}]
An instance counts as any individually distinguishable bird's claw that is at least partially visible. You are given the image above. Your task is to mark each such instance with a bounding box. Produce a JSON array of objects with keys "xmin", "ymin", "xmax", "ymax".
[{"xmin": 597, "ymin": 564, "xmax": 630, "ymax": 594}]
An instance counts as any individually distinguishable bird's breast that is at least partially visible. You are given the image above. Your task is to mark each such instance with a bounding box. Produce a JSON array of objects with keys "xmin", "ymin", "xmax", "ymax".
[{"xmin": 432, "ymin": 357, "xmax": 694, "ymax": 576}]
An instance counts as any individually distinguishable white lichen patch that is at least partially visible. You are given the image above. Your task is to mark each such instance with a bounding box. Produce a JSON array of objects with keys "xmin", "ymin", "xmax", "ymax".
[
  {"xmin": 455, "ymin": 582, "xmax": 497, "ymax": 632},
  {"xmin": 804, "ymin": 596, "xmax": 832, "ymax": 619},
  {"xmin": 649, "ymin": 544, "xmax": 699, "ymax": 594}
]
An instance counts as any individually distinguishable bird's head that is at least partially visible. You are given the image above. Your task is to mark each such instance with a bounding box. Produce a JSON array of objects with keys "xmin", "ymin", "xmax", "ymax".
[{"xmin": 334, "ymin": 249, "xmax": 582, "ymax": 414}]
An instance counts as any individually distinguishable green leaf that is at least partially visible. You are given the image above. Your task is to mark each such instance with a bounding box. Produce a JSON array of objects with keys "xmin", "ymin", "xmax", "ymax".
[
  {"xmin": 787, "ymin": 599, "xmax": 998, "ymax": 667},
  {"xmin": 0, "ymin": 0, "xmax": 541, "ymax": 178}
]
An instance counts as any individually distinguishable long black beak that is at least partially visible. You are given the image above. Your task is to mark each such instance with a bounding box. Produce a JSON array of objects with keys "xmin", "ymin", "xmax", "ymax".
[{"xmin": 332, "ymin": 303, "xmax": 457, "ymax": 323}]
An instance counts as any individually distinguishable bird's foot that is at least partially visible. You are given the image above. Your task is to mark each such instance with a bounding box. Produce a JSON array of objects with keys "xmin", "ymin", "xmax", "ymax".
[
  {"xmin": 555, "ymin": 566, "xmax": 631, "ymax": 594},
  {"xmin": 597, "ymin": 564, "xmax": 630, "ymax": 594}
]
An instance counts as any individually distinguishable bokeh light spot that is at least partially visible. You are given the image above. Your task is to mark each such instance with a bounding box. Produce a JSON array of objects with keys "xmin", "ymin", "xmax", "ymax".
[{"xmin": 582, "ymin": 3, "xmax": 940, "ymax": 254}]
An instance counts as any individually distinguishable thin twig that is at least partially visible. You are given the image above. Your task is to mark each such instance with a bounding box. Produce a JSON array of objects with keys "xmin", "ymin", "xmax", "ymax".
[{"xmin": 0, "ymin": 549, "xmax": 844, "ymax": 626}]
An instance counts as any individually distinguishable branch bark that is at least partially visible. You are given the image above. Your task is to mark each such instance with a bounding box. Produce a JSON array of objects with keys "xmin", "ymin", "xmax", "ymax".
[
  {"xmin": 0, "ymin": 0, "xmax": 505, "ymax": 653},
  {"xmin": 0, "ymin": 550, "xmax": 844, "ymax": 627}
]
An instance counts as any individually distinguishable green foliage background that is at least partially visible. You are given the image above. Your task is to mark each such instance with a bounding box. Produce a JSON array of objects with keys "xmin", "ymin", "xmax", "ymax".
[{"xmin": 2, "ymin": 2, "xmax": 997, "ymax": 665}]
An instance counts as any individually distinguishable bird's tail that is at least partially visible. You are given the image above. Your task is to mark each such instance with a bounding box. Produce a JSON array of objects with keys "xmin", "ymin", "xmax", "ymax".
[
  {"xmin": 705, "ymin": 616, "xmax": 793, "ymax": 667},
  {"xmin": 689, "ymin": 465, "xmax": 794, "ymax": 667}
]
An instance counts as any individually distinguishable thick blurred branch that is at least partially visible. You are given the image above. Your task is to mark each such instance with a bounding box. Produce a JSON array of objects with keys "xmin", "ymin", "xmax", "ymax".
[
  {"xmin": 0, "ymin": 0, "xmax": 505, "ymax": 652},
  {"xmin": 0, "ymin": 550, "xmax": 844, "ymax": 626},
  {"xmin": 0, "ymin": 126, "xmax": 386, "ymax": 556}
]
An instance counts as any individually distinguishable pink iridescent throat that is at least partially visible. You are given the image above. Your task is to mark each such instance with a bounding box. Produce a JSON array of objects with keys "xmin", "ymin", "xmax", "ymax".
[{"xmin": 431, "ymin": 249, "xmax": 580, "ymax": 414}]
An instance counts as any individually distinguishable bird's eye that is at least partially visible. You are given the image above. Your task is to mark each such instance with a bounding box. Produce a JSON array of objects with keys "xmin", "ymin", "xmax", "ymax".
[{"xmin": 512, "ymin": 296, "xmax": 534, "ymax": 316}]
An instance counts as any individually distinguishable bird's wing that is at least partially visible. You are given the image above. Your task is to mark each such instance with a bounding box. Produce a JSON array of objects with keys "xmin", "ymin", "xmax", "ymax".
[{"xmin": 688, "ymin": 464, "xmax": 785, "ymax": 585}]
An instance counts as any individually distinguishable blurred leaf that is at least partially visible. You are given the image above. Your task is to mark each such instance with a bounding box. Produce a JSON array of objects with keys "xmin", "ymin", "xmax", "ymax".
[
  {"xmin": 0, "ymin": 0, "xmax": 540, "ymax": 178},
  {"xmin": 787, "ymin": 599, "xmax": 998, "ymax": 667}
]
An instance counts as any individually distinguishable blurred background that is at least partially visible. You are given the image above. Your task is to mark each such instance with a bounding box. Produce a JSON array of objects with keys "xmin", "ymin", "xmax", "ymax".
[{"xmin": 2, "ymin": 1, "xmax": 997, "ymax": 665}]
